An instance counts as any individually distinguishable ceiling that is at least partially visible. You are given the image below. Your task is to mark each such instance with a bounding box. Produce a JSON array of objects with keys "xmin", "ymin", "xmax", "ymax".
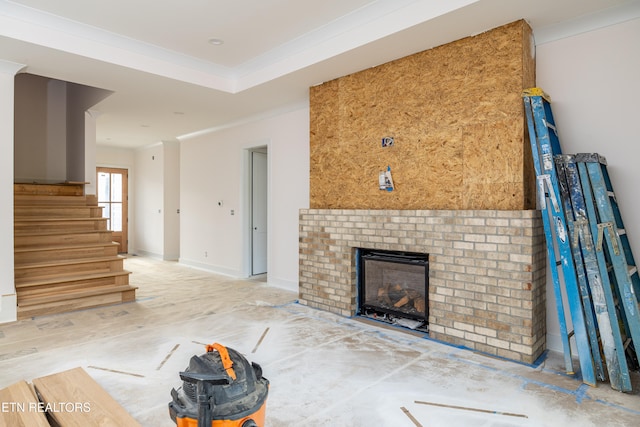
[{"xmin": 1, "ymin": 0, "xmax": 637, "ymax": 148}]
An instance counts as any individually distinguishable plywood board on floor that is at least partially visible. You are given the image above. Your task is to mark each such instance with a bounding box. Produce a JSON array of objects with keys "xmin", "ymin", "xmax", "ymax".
[
  {"xmin": 32, "ymin": 367, "xmax": 141, "ymax": 427},
  {"xmin": 0, "ymin": 380, "xmax": 50, "ymax": 427}
]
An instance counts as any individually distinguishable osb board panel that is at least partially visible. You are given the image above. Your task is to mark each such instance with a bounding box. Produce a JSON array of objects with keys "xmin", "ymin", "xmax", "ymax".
[{"xmin": 310, "ymin": 20, "xmax": 536, "ymax": 210}]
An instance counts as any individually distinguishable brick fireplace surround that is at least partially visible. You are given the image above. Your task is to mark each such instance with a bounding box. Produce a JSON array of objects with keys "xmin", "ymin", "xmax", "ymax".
[{"xmin": 298, "ymin": 209, "xmax": 547, "ymax": 364}]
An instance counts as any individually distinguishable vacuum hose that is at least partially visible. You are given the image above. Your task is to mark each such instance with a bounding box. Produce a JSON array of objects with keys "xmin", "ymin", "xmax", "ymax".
[{"xmin": 242, "ymin": 420, "xmax": 258, "ymax": 427}]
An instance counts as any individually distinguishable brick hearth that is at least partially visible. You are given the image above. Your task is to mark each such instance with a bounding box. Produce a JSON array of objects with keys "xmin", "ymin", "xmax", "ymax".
[{"xmin": 298, "ymin": 209, "xmax": 547, "ymax": 364}]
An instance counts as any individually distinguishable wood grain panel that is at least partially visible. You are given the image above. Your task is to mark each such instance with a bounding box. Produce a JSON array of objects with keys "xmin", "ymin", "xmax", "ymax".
[
  {"xmin": 0, "ymin": 381, "xmax": 50, "ymax": 427},
  {"xmin": 32, "ymin": 368, "xmax": 141, "ymax": 427},
  {"xmin": 309, "ymin": 20, "xmax": 535, "ymax": 210}
]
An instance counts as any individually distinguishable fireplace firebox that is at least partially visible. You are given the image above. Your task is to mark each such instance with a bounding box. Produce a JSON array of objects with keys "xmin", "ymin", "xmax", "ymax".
[{"xmin": 357, "ymin": 249, "xmax": 429, "ymax": 331}]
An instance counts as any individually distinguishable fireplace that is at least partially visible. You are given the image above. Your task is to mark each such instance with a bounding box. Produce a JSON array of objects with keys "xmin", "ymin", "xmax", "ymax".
[
  {"xmin": 298, "ymin": 209, "xmax": 547, "ymax": 364},
  {"xmin": 357, "ymin": 249, "xmax": 429, "ymax": 331}
]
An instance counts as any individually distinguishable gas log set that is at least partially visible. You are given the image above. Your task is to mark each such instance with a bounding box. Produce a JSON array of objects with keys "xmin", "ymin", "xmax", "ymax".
[{"xmin": 376, "ymin": 283, "xmax": 426, "ymax": 314}]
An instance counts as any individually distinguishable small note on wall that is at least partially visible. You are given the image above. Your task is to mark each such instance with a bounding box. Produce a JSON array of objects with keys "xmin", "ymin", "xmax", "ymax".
[{"xmin": 379, "ymin": 166, "xmax": 394, "ymax": 191}]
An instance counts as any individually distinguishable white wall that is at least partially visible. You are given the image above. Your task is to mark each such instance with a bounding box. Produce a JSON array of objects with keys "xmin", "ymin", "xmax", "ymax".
[
  {"xmin": 179, "ymin": 106, "xmax": 309, "ymax": 291},
  {"xmin": 163, "ymin": 141, "xmax": 180, "ymax": 261},
  {"xmin": 536, "ymin": 17, "xmax": 640, "ymax": 352},
  {"xmin": 14, "ymin": 74, "xmax": 51, "ymax": 181},
  {"xmin": 14, "ymin": 75, "xmax": 111, "ymax": 184},
  {"xmin": 46, "ymin": 79, "xmax": 67, "ymax": 180},
  {"xmin": 97, "ymin": 141, "xmax": 179, "ymax": 260},
  {"xmin": 0, "ymin": 61, "xmax": 25, "ymax": 323},
  {"xmin": 134, "ymin": 143, "xmax": 165, "ymax": 258},
  {"xmin": 84, "ymin": 111, "xmax": 98, "ymax": 195},
  {"xmin": 96, "ymin": 144, "xmax": 136, "ymax": 252}
]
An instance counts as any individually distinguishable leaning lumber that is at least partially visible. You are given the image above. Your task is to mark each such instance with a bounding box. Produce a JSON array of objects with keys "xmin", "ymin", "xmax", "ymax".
[{"xmin": 32, "ymin": 367, "xmax": 141, "ymax": 427}]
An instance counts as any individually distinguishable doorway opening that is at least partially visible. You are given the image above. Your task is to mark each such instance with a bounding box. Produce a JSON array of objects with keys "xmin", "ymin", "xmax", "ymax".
[
  {"xmin": 249, "ymin": 147, "xmax": 268, "ymax": 276},
  {"xmin": 96, "ymin": 167, "xmax": 128, "ymax": 253}
]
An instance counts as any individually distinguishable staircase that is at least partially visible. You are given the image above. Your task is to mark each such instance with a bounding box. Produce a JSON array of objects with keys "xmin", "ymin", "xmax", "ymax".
[{"xmin": 13, "ymin": 183, "xmax": 137, "ymax": 320}]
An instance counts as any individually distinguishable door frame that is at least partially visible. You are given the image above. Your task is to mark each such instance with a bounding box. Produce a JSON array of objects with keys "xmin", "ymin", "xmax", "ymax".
[
  {"xmin": 96, "ymin": 166, "xmax": 129, "ymax": 253},
  {"xmin": 242, "ymin": 142, "xmax": 270, "ymax": 278},
  {"xmin": 250, "ymin": 149, "xmax": 268, "ymax": 275}
]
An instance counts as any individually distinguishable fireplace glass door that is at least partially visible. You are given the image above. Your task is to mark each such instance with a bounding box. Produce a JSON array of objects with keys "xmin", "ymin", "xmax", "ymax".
[{"xmin": 358, "ymin": 249, "xmax": 429, "ymax": 329}]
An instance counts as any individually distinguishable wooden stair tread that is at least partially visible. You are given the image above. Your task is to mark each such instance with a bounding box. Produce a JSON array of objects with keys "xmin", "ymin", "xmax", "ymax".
[
  {"xmin": 14, "ymin": 203, "xmax": 102, "ymax": 209},
  {"xmin": 16, "ymin": 270, "xmax": 131, "ymax": 288},
  {"xmin": 15, "ymin": 255, "xmax": 125, "ymax": 270},
  {"xmin": 14, "ymin": 206, "xmax": 102, "ymax": 213},
  {"xmin": 14, "ymin": 229, "xmax": 113, "ymax": 237},
  {"xmin": 32, "ymin": 368, "xmax": 142, "ymax": 427},
  {"xmin": 14, "ymin": 219, "xmax": 108, "ymax": 233},
  {"xmin": 18, "ymin": 284, "xmax": 137, "ymax": 307},
  {"xmin": 15, "ymin": 194, "xmax": 91, "ymax": 201},
  {"xmin": 14, "ymin": 183, "xmax": 86, "ymax": 197},
  {"xmin": 14, "ymin": 242, "xmax": 120, "ymax": 253},
  {"xmin": 14, "ymin": 183, "xmax": 135, "ymax": 318},
  {"xmin": 14, "ymin": 181, "xmax": 88, "ymax": 185},
  {"xmin": 15, "ymin": 201, "xmax": 98, "ymax": 208},
  {"xmin": 15, "ymin": 217, "xmax": 106, "ymax": 222}
]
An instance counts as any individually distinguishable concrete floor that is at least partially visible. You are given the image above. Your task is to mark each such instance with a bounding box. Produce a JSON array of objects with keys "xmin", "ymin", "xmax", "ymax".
[{"xmin": 1, "ymin": 256, "xmax": 639, "ymax": 426}]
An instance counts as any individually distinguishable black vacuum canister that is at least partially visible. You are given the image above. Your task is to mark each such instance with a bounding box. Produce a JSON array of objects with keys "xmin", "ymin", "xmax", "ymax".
[{"xmin": 169, "ymin": 343, "xmax": 269, "ymax": 427}]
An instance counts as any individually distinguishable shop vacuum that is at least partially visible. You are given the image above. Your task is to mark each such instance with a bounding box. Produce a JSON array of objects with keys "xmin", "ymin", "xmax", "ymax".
[{"xmin": 169, "ymin": 343, "xmax": 269, "ymax": 427}]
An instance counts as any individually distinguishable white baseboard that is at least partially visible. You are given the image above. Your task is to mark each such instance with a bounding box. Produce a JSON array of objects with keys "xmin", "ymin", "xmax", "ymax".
[
  {"xmin": 266, "ymin": 277, "xmax": 298, "ymax": 293},
  {"xmin": 178, "ymin": 258, "xmax": 241, "ymax": 278}
]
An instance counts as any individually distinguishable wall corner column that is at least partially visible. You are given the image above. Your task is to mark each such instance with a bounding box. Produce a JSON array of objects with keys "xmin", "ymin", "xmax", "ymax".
[
  {"xmin": 0, "ymin": 60, "xmax": 26, "ymax": 324},
  {"xmin": 85, "ymin": 110, "xmax": 101, "ymax": 196}
]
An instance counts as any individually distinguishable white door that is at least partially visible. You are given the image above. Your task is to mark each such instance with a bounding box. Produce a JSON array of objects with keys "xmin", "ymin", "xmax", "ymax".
[{"xmin": 251, "ymin": 150, "xmax": 268, "ymax": 275}]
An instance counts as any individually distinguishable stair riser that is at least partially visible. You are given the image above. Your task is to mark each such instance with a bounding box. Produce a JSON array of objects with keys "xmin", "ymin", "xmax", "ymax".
[
  {"xmin": 14, "ymin": 183, "xmax": 136, "ymax": 320},
  {"xmin": 14, "ymin": 183, "xmax": 84, "ymax": 197},
  {"xmin": 15, "ymin": 260, "xmax": 124, "ymax": 281},
  {"xmin": 121, "ymin": 288, "xmax": 136, "ymax": 303},
  {"xmin": 14, "ymin": 220, "xmax": 108, "ymax": 233},
  {"xmin": 15, "ymin": 232, "xmax": 114, "ymax": 247},
  {"xmin": 15, "ymin": 245, "xmax": 120, "ymax": 264},
  {"xmin": 17, "ymin": 292, "xmax": 130, "ymax": 320},
  {"xmin": 17, "ymin": 275, "xmax": 130, "ymax": 297},
  {"xmin": 15, "ymin": 207, "xmax": 103, "ymax": 218},
  {"xmin": 15, "ymin": 196, "xmax": 93, "ymax": 206}
]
